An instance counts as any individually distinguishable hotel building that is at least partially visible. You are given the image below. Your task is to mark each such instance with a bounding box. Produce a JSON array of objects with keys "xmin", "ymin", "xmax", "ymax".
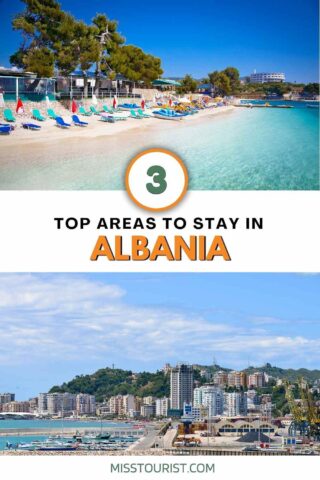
[{"xmin": 250, "ymin": 72, "xmax": 285, "ymax": 83}]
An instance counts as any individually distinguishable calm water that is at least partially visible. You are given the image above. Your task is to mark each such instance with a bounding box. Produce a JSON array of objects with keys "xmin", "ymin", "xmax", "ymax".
[
  {"xmin": 0, "ymin": 419, "xmax": 132, "ymax": 450},
  {"xmin": 0, "ymin": 101, "xmax": 318, "ymax": 190}
]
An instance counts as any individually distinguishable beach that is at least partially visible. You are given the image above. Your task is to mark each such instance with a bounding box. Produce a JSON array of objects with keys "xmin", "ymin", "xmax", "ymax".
[
  {"xmin": 0, "ymin": 102, "xmax": 318, "ymax": 190},
  {"xmin": 0, "ymin": 105, "xmax": 234, "ymax": 147}
]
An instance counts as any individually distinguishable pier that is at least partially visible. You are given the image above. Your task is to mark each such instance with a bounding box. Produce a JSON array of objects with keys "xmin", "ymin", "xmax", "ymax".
[{"xmin": 0, "ymin": 427, "xmax": 145, "ymax": 438}]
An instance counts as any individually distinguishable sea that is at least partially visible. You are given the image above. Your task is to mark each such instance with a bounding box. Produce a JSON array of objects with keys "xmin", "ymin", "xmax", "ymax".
[
  {"xmin": 0, "ymin": 419, "xmax": 133, "ymax": 451},
  {"xmin": 0, "ymin": 101, "xmax": 318, "ymax": 190}
]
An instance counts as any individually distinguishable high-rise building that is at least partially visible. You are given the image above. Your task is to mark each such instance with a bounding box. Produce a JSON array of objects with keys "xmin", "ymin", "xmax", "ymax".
[
  {"xmin": 76, "ymin": 394, "xmax": 96, "ymax": 415},
  {"xmin": 193, "ymin": 386, "xmax": 224, "ymax": 416},
  {"xmin": 155, "ymin": 397, "xmax": 169, "ymax": 417},
  {"xmin": 0, "ymin": 393, "xmax": 15, "ymax": 404},
  {"xmin": 170, "ymin": 364, "xmax": 193, "ymax": 410},
  {"xmin": 39, "ymin": 392, "xmax": 76, "ymax": 415},
  {"xmin": 109, "ymin": 394, "xmax": 136, "ymax": 416},
  {"xmin": 224, "ymin": 392, "xmax": 247, "ymax": 417},
  {"xmin": 38, "ymin": 393, "xmax": 48, "ymax": 414}
]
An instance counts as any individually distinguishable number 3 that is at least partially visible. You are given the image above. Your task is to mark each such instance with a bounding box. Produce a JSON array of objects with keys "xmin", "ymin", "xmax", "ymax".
[{"xmin": 146, "ymin": 165, "xmax": 167, "ymax": 194}]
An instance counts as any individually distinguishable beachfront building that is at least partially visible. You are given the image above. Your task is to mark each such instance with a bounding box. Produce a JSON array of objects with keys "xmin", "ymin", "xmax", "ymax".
[
  {"xmin": 76, "ymin": 394, "xmax": 96, "ymax": 415},
  {"xmin": 108, "ymin": 394, "xmax": 137, "ymax": 417},
  {"xmin": 38, "ymin": 392, "xmax": 78, "ymax": 415},
  {"xmin": 0, "ymin": 393, "xmax": 15, "ymax": 404},
  {"xmin": 0, "ymin": 401, "xmax": 30, "ymax": 413},
  {"xmin": 224, "ymin": 392, "xmax": 248, "ymax": 417},
  {"xmin": 170, "ymin": 363, "xmax": 194, "ymax": 410},
  {"xmin": 155, "ymin": 397, "xmax": 169, "ymax": 417},
  {"xmin": 250, "ymin": 72, "xmax": 285, "ymax": 83}
]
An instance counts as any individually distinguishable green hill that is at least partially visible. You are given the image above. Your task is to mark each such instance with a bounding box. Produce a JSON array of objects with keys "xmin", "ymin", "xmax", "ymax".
[
  {"xmin": 50, "ymin": 368, "xmax": 170, "ymax": 402},
  {"xmin": 50, "ymin": 363, "xmax": 320, "ymax": 403}
]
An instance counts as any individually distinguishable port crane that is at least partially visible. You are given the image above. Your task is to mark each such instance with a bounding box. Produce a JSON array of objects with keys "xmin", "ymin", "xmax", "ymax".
[{"xmin": 284, "ymin": 378, "xmax": 320, "ymax": 440}]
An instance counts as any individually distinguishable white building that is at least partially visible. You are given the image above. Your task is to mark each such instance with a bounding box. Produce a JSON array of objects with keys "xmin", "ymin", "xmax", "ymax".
[
  {"xmin": 250, "ymin": 72, "xmax": 285, "ymax": 83},
  {"xmin": 224, "ymin": 392, "xmax": 247, "ymax": 417},
  {"xmin": 193, "ymin": 386, "xmax": 224, "ymax": 416},
  {"xmin": 155, "ymin": 397, "xmax": 169, "ymax": 417},
  {"xmin": 46, "ymin": 393, "xmax": 76, "ymax": 415}
]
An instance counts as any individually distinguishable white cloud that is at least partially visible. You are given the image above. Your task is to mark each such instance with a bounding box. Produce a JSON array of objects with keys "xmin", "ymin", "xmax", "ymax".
[{"xmin": 0, "ymin": 274, "xmax": 319, "ymax": 369}]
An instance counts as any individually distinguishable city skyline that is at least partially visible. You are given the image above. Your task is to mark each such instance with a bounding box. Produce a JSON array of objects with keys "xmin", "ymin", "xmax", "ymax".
[
  {"xmin": 0, "ymin": 273, "xmax": 319, "ymax": 399},
  {"xmin": 1, "ymin": 0, "xmax": 319, "ymax": 83}
]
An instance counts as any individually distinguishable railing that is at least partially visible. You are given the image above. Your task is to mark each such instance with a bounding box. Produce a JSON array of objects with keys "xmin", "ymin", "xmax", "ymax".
[{"xmin": 57, "ymin": 90, "xmax": 142, "ymax": 100}]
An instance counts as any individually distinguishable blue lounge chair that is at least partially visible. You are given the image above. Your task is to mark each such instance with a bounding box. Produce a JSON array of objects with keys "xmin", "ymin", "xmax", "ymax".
[
  {"xmin": 22, "ymin": 123, "xmax": 41, "ymax": 130},
  {"xmin": 0, "ymin": 123, "xmax": 15, "ymax": 131},
  {"xmin": 55, "ymin": 116, "xmax": 71, "ymax": 128},
  {"xmin": 0, "ymin": 125, "xmax": 11, "ymax": 134},
  {"xmin": 72, "ymin": 115, "xmax": 88, "ymax": 126}
]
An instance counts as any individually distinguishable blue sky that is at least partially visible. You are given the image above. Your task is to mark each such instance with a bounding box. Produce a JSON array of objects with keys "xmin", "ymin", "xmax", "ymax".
[
  {"xmin": 0, "ymin": 273, "xmax": 319, "ymax": 399},
  {"xmin": 0, "ymin": 0, "xmax": 319, "ymax": 82}
]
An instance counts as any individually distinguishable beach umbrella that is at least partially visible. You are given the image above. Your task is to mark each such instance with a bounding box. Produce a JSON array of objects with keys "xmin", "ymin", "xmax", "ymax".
[
  {"xmin": 169, "ymin": 98, "xmax": 173, "ymax": 107},
  {"xmin": 71, "ymin": 99, "xmax": 77, "ymax": 113},
  {"xmin": 16, "ymin": 98, "xmax": 24, "ymax": 114},
  {"xmin": 113, "ymin": 96, "xmax": 118, "ymax": 109},
  {"xmin": 141, "ymin": 98, "xmax": 145, "ymax": 109},
  {"xmin": 0, "ymin": 93, "xmax": 5, "ymax": 108},
  {"xmin": 92, "ymin": 94, "xmax": 98, "ymax": 105},
  {"xmin": 45, "ymin": 95, "xmax": 51, "ymax": 107}
]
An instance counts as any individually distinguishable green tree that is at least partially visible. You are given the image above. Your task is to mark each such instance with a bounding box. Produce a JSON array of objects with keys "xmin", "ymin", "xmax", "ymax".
[
  {"xmin": 303, "ymin": 83, "xmax": 319, "ymax": 96},
  {"xmin": 110, "ymin": 45, "xmax": 163, "ymax": 86},
  {"xmin": 11, "ymin": 0, "xmax": 70, "ymax": 76},
  {"xmin": 176, "ymin": 74, "xmax": 198, "ymax": 94},
  {"xmin": 223, "ymin": 66, "xmax": 240, "ymax": 92},
  {"xmin": 208, "ymin": 71, "xmax": 231, "ymax": 96}
]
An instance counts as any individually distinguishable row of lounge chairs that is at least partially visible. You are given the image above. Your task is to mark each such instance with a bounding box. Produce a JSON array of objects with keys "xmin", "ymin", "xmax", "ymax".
[{"xmin": 1, "ymin": 104, "xmax": 156, "ymax": 134}]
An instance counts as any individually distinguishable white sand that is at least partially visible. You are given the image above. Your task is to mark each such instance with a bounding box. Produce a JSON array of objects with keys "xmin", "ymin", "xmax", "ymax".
[{"xmin": 0, "ymin": 106, "xmax": 234, "ymax": 149}]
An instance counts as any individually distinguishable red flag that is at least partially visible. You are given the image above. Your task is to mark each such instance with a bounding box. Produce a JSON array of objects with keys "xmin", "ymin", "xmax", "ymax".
[
  {"xmin": 16, "ymin": 98, "xmax": 24, "ymax": 114},
  {"xmin": 141, "ymin": 99, "xmax": 145, "ymax": 110},
  {"xmin": 71, "ymin": 99, "xmax": 77, "ymax": 113}
]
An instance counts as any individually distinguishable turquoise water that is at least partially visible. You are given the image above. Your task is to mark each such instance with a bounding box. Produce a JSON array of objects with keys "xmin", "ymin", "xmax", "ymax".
[
  {"xmin": 0, "ymin": 419, "xmax": 133, "ymax": 451},
  {"xmin": 0, "ymin": 101, "xmax": 318, "ymax": 190}
]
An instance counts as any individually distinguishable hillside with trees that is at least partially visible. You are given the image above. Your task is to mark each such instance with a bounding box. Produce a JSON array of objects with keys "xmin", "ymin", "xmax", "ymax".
[{"xmin": 50, "ymin": 363, "xmax": 319, "ymax": 403}]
